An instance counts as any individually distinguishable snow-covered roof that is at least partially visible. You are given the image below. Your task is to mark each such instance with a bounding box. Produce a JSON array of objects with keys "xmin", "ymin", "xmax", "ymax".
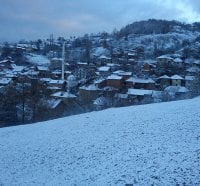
[
  {"xmin": 173, "ymin": 58, "xmax": 183, "ymax": 63},
  {"xmin": 152, "ymin": 91, "xmax": 163, "ymax": 98},
  {"xmin": 178, "ymin": 87, "xmax": 189, "ymax": 93},
  {"xmin": 185, "ymin": 59, "xmax": 200, "ymax": 65},
  {"xmin": 5, "ymin": 73, "xmax": 17, "ymax": 78},
  {"xmin": 11, "ymin": 64, "xmax": 24, "ymax": 72},
  {"xmin": 17, "ymin": 43, "xmax": 29, "ymax": 48},
  {"xmin": 106, "ymin": 63, "xmax": 119, "ymax": 67},
  {"xmin": 99, "ymin": 55, "xmax": 111, "ymax": 60},
  {"xmin": 94, "ymin": 78, "xmax": 106, "ymax": 84},
  {"xmin": 113, "ymin": 70, "xmax": 125, "ymax": 75},
  {"xmin": 49, "ymin": 79, "xmax": 65, "ymax": 84},
  {"xmin": 142, "ymin": 59, "xmax": 157, "ymax": 64},
  {"xmin": 51, "ymin": 91, "xmax": 76, "ymax": 98},
  {"xmin": 77, "ymin": 62, "xmax": 88, "ymax": 65},
  {"xmin": 97, "ymin": 66, "xmax": 110, "ymax": 72},
  {"xmin": 0, "ymin": 59, "xmax": 14, "ymax": 64},
  {"xmin": 103, "ymin": 86, "xmax": 118, "ymax": 91},
  {"xmin": 115, "ymin": 93, "xmax": 128, "ymax": 99},
  {"xmin": 93, "ymin": 96, "xmax": 107, "ymax": 106},
  {"xmin": 0, "ymin": 78, "xmax": 12, "ymax": 85},
  {"xmin": 126, "ymin": 77, "xmax": 155, "ymax": 84},
  {"xmin": 23, "ymin": 70, "xmax": 39, "ymax": 76},
  {"xmin": 0, "ymin": 86, "xmax": 4, "ymax": 90},
  {"xmin": 185, "ymin": 76, "xmax": 195, "ymax": 81},
  {"xmin": 107, "ymin": 75, "xmax": 122, "ymax": 80},
  {"xmin": 117, "ymin": 72, "xmax": 132, "ymax": 76},
  {"xmin": 159, "ymin": 75, "xmax": 170, "ymax": 79},
  {"xmin": 127, "ymin": 53, "xmax": 135, "ymax": 56},
  {"xmin": 193, "ymin": 60, "xmax": 200, "ymax": 65},
  {"xmin": 157, "ymin": 55, "xmax": 173, "ymax": 60},
  {"xmin": 48, "ymin": 99, "xmax": 63, "ymax": 109},
  {"xmin": 80, "ymin": 84, "xmax": 100, "ymax": 91},
  {"xmin": 186, "ymin": 66, "xmax": 200, "ymax": 73},
  {"xmin": 164, "ymin": 86, "xmax": 189, "ymax": 93},
  {"xmin": 40, "ymin": 78, "xmax": 51, "ymax": 82},
  {"xmin": 128, "ymin": 88, "xmax": 153, "ymax": 96},
  {"xmin": 37, "ymin": 66, "xmax": 49, "ymax": 71},
  {"xmin": 128, "ymin": 59, "xmax": 135, "ymax": 62},
  {"xmin": 51, "ymin": 57, "xmax": 62, "ymax": 61},
  {"xmin": 47, "ymin": 86, "xmax": 61, "ymax": 90},
  {"xmin": 171, "ymin": 75, "xmax": 184, "ymax": 80},
  {"xmin": 52, "ymin": 70, "xmax": 62, "ymax": 74}
]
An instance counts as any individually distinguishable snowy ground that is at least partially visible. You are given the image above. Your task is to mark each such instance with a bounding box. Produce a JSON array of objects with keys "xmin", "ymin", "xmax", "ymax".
[
  {"xmin": 0, "ymin": 98, "xmax": 200, "ymax": 185},
  {"xmin": 25, "ymin": 53, "xmax": 50, "ymax": 66}
]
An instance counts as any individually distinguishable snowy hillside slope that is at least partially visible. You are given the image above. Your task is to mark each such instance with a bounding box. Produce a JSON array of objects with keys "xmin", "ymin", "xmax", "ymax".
[
  {"xmin": 0, "ymin": 98, "xmax": 200, "ymax": 185},
  {"xmin": 112, "ymin": 31, "xmax": 200, "ymax": 57},
  {"xmin": 25, "ymin": 53, "xmax": 50, "ymax": 65}
]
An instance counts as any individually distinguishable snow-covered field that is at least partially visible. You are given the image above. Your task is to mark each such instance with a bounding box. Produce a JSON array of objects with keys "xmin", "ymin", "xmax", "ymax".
[
  {"xmin": 0, "ymin": 98, "xmax": 200, "ymax": 185},
  {"xmin": 25, "ymin": 53, "xmax": 50, "ymax": 66}
]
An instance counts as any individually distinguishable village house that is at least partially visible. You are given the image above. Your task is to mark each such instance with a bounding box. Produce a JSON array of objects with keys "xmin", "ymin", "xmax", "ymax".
[
  {"xmin": 186, "ymin": 66, "xmax": 200, "ymax": 76},
  {"xmin": 127, "ymin": 88, "xmax": 153, "ymax": 104},
  {"xmin": 164, "ymin": 86, "xmax": 190, "ymax": 100},
  {"xmin": 142, "ymin": 62, "xmax": 156, "ymax": 73},
  {"xmin": 106, "ymin": 63, "xmax": 120, "ymax": 72},
  {"xmin": 158, "ymin": 75, "xmax": 171, "ymax": 89},
  {"xmin": 94, "ymin": 78, "xmax": 107, "ymax": 89},
  {"xmin": 113, "ymin": 70, "xmax": 132, "ymax": 80},
  {"xmin": 93, "ymin": 95, "xmax": 112, "ymax": 111},
  {"xmin": 171, "ymin": 75, "xmax": 184, "ymax": 86},
  {"xmin": 193, "ymin": 60, "xmax": 200, "ymax": 68},
  {"xmin": 36, "ymin": 66, "xmax": 50, "ymax": 78},
  {"xmin": 97, "ymin": 66, "xmax": 111, "ymax": 77},
  {"xmin": 49, "ymin": 58, "xmax": 63, "ymax": 70},
  {"xmin": 172, "ymin": 57, "xmax": 184, "ymax": 67},
  {"xmin": 127, "ymin": 50, "xmax": 137, "ymax": 61},
  {"xmin": 51, "ymin": 92, "xmax": 82, "ymax": 116},
  {"xmin": 101, "ymin": 86, "xmax": 118, "ymax": 98},
  {"xmin": 126, "ymin": 77, "xmax": 156, "ymax": 90},
  {"xmin": 98, "ymin": 55, "xmax": 112, "ymax": 65},
  {"xmin": 40, "ymin": 78, "xmax": 51, "ymax": 85},
  {"xmin": 114, "ymin": 93, "xmax": 129, "ymax": 107},
  {"xmin": 48, "ymin": 99, "xmax": 67, "ymax": 118},
  {"xmin": 185, "ymin": 75, "xmax": 195, "ymax": 90},
  {"xmin": 49, "ymin": 79, "xmax": 66, "ymax": 90},
  {"xmin": 79, "ymin": 84, "xmax": 101, "ymax": 103},
  {"xmin": 51, "ymin": 91, "xmax": 77, "ymax": 100},
  {"xmin": 51, "ymin": 70, "xmax": 62, "ymax": 79},
  {"xmin": 106, "ymin": 74, "xmax": 123, "ymax": 89},
  {"xmin": 158, "ymin": 75, "xmax": 185, "ymax": 89},
  {"xmin": 77, "ymin": 62, "xmax": 88, "ymax": 68},
  {"xmin": 23, "ymin": 69, "xmax": 39, "ymax": 79},
  {"xmin": 11, "ymin": 64, "xmax": 25, "ymax": 75},
  {"xmin": 0, "ymin": 78, "xmax": 12, "ymax": 87},
  {"xmin": 0, "ymin": 71, "xmax": 5, "ymax": 78},
  {"xmin": 156, "ymin": 55, "xmax": 174, "ymax": 74},
  {"xmin": 157, "ymin": 55, "xmax": 174, "ymax": 66},
  {"xmin": 5, "ymin": 73, "xmax": 18, "ymax": 82},
  {"xmin": 184, "ymin": 59, "xmax": 200, "ymax": 69},
  {"xmin": 0, "ymin": 59, "xmax": 14, "ymax": 71}
]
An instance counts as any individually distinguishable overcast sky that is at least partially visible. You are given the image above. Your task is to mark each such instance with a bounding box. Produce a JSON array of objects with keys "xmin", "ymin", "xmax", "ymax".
[{"xmin": 0, "ymin": 0, "xmax": 200, "ymax": 42}]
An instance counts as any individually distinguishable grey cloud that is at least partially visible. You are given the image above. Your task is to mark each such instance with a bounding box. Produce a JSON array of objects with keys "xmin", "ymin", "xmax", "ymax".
[{"xmin": 0, "ymin": 0, "xmax": 199, "ymax": 42}]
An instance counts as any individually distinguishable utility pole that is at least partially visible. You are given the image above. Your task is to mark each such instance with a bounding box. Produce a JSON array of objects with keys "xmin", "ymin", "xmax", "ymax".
[{"xmin": 62, "ymin": 41, "xmax": 65, "ymax": 80}]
